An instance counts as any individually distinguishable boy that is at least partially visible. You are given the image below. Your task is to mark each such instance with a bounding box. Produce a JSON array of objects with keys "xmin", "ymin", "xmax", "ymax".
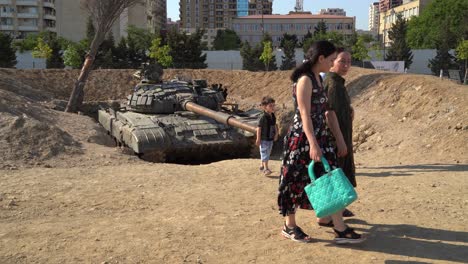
[{"xmin": 256, "ymin": 96, "xmax": 279, "ymax": 175}]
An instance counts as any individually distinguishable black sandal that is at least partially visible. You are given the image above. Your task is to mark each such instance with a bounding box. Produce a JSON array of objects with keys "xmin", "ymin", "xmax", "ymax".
[
  {"xmin": 342, "ymin": 208, "xmax": 355, "ymax": 218},
  {"xmin": 317, "ymin": 220, "xmax": 334, "ymax": 228},
  {"xmin": 281, "ymin": 224, "xmax": 313, "ymax": 243},
  {"xmin": 333, "ymin": 227, "xmax": 366, "ymax": 244}
]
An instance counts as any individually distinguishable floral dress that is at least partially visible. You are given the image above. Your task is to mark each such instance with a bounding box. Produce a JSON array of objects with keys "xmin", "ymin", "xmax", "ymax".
[{"xmin": 278, "ymin": 72, "xmax": 338, "ymax": 216}]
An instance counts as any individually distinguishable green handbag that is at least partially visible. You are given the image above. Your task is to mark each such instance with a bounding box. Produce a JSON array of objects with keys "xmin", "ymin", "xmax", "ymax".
[{"xmin": 304, "ymin": 156, "xmax": 357, "ymax": 218}]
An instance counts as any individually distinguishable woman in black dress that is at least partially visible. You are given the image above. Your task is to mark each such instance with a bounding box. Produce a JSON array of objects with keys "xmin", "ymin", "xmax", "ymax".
[
  {"xmin": 278, "ymin": 41, "xmax": 365, "ymax": 244},
  {"xmin": 320, "ymin": 49, "xmax": 357, "ymax": 223}
]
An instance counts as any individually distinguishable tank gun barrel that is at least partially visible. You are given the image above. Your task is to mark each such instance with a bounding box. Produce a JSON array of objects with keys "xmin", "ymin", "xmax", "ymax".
[{"xmin": 182, "ymin": 101, "xmax": 257, "ymax": 134}]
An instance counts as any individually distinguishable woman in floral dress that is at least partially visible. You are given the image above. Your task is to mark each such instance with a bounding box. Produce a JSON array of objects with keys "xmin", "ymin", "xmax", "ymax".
[{"xmin": 278, "ymin": 41, "xmax": 365, "ymax": 244}]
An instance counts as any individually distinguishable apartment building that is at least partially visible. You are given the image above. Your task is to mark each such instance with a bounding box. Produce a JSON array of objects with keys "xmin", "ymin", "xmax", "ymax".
[
  {"xmin": 232, "ymin": 13, "xmax": 355, "ymax": 47},
  {"xmin": 0, "ymin": 0, "xmax": 56, "ymax": 39},
  {"xmin": 379, "ymin": 0, "xmax": 403, "ymax": 12},
  {"xmin": 368, "ymin": 2, "xmax": 379, "ymax": 33},
  {"xmin": 55, "ymin": 0, "xmax": 151, "ymax": 42},
  {"xmin": 179, "ymin": 0, "xmax": 273, "ymax": 48},
  {"xmin": 147, "ymin": 0, "xmax": 167, "ymax": 35},
  {"xmin": 379, "ymin": 0, "xmax": 431, "ymax": 47},
  {"xmin": 319, "ymin": 8, "xmax": 346, "ymax": 16}
]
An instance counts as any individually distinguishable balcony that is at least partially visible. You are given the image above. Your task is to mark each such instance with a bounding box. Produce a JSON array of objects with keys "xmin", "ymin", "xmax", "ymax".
[
  {"xmin": 0, "ymin": 0, "xmax": 12, "ymax": 4},
  {"xmin": 18, "ymin": 25, "xmax": 38, "ymax": 31},
  {"xmin": 0, "ymin": 25, "xmax": 14, "ymax": 30},
  {"xmin": 16, "ymin": 0, "xmax": 38, "ymax": 6},
  {"xmin": 44, "ymin": 14, "xmax": 55, "ymax": 20},
  {"xmin": 43, "ymin": 1, "xmax": 55, "ymax": 8},
  {"xmin": 17, "ymin": 12, "xmax": 39, "ymax": 18},
  {"xmin": 45, "ymin": 26, "xmax": 55, "ymax": 32},
  {"xmin": 0, "ymin": 12, "xmax": 14, "ymax": 18}
]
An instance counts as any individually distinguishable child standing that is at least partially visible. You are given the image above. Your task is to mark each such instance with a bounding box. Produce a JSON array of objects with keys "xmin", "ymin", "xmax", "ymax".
[{"xmin": 256, "ymin": 96, "xmax": 279, "ymax": 175}]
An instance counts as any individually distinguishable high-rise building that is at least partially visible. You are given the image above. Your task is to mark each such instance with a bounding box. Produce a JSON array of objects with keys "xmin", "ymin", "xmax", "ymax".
[
  {"xmin": 379, "ymin": 0, "xmax": 431, "ymax": 47},
  {"xmin": 147, "ymin": 0, "xmax": 167, "ymax": 35},
  {"xmin": 0, "ymin": 0, "xmax": 56, "ymax": 39},
  {"xmin": 179, "ymin": 0, "xmax": 273, "ymax": 48},
  {"xmin": 379, "ymin": 0, "xmax": 403, "ymax": 12},
  {"xmin": 319, "ymin": 8, "xmax": 346, "ymax": 16},
  {"xmin": 368, "ymin": 2, "xmax": 379, "ymax": 32},
  {"xmin": 55, "ymin": 0, "xmax": 152, "ymax": 42}
]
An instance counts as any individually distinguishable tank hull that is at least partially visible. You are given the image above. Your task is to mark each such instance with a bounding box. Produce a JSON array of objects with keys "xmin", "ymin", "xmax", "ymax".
[{"xmin": 98, "ymin": 108, "xmax": 259, "ymax": 162}]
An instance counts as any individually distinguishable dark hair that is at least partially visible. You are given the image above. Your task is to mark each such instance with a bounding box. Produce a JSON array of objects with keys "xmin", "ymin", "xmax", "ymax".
[
  {"xmin": 261, "ymin": 96, "xmax": 275, "ymax": 106},
  {"xmin": 336, "ymin": 47, "xmax": 346, "ymax": 54},
  {"xmin": 290, "ymin": 40, "xmax": 336, "ymax": 83}
]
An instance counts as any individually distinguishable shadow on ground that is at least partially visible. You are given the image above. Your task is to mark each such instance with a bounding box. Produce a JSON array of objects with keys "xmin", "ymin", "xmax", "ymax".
[
  {"xmin": 359, "ymin": 164, "xmax": 468, "ymax": 177},
  {"xmin": 337, "ymin": 219, "xmax": 468, "ymax": 263}
]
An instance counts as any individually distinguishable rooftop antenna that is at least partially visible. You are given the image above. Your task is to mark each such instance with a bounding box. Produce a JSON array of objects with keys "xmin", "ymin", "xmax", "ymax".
[{"xmin": 294, "ymin": 0, "xmax": 303, "ymax": 12}]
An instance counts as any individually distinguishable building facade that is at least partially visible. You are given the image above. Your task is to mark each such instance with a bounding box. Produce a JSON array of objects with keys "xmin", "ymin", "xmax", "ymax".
[
  {"xmin": 368, "ymin": 2, "xmax": 379, "ymax": 33},
  {"xmin": 55, "ymin": 0, "xmax": 151, "ymax": 42},
  {"xmin": 232, "ymin": 13, "xmax": 355, "ymax": 47},
  {"xmin": 379, "ymin": 0, "xmax": 403, "ymax": 12},
  {"xmin": 379, "ymin": 0, "xmax": 431, "ymax": 47},
  {"xmin": 319, "ymin": 8, "xmax": 346, "ymax": 16},
  {"xmin": 146, "ymin": 0, "xmax": 167, "ymax": 35},
  {"xmin": 179, "ymin": 0, "xmax": 273, "ymax": 48},
  {"xmin": 0, "ymin": 0, "xmax": 56, "ymax": 39}
]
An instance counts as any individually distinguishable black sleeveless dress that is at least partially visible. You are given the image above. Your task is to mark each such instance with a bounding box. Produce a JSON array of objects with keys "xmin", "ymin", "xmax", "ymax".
[{"xmin": 278, "ymin": 72, "xmax": 338, "ymax": 216}]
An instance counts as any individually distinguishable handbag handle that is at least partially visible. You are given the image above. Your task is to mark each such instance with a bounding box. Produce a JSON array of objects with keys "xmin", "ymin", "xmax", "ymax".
[{"xmin": 308, "ymin": 156, "xmax": 331, "ymax": 181}]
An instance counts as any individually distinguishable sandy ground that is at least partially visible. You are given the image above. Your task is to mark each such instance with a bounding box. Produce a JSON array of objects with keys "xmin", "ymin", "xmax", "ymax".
[{"xmin": 0, "ymin": 67, "xmax": 467, "ymax": 263}]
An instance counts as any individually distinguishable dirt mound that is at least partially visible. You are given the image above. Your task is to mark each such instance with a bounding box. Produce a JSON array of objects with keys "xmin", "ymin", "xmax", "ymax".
[{"xmin": 0, "ymin": 67, "xmax": 466, "ymax": 168}]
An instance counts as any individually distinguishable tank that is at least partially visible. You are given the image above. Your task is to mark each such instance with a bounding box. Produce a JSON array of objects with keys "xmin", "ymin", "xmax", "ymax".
[{"xmin": 98, "ymin": 66, "xmax": 260, "ymax": 163}]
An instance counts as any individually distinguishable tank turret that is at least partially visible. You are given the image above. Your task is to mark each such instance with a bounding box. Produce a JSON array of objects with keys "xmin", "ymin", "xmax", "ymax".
[{"xmin": 98, "ymin": 67, "xmax": 260, "ymax": 163}]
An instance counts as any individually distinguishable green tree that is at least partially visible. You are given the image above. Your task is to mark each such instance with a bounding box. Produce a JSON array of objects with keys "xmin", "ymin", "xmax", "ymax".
[
  {"xmin": 63, "ymin": 44, "xmax": 82, "ymax": 69},
  {"xmin": 167, "ymin": 28, "xmax": 207, "ymax": 69},
  {"xmin": 314, "ymin": 20, "xmax": 327, "ymax": 35},
  {"xmin": 240, "ymin": 41, "xmax": 264, "ymax": 71},
  {"xmin": 13, "ymin": 33, "xmax": 38, "ymax": 52},
  {"xmin": 212, "ymin": 29, "xmax": 241, "ymax": 50},
  {"xmin": 385, "ymin": 14, "xmax": 413, "ymax": 69},
  {"xmin": 428, "ymin": 19, "xmax": 457, "ymax": 76},
  {"xmin": 280, "ymin": 33, "xmax": 299, "ymax": 48},
  {"xmin": 303, "ymin": 32, "xmax": 344, "ymax": 53},
  {"xmin": 352, "ymin": 36, "xmax": 370, "ymax": 67},
  {"xmin": 280, "ymin": 39, "xmax": 296, "ymax": 70},
  {"xmin": 113, "ymin": 38, "xmax": 130, "ymax": 68},
  {"xmin": 149, "ymin": 37, "xmax": 173, "ymax": 67},
  {"xmin": 260, "ymin": 41, "xmax": 274, "ymax": 71},
  {"xmin": 407, "ymin": 0, "xmax": 468, "ymax": 49},
  {"xmin": 31, "ymin": 37, "xmax": 52, "ymax": 59},
  {"xmin": 0, "ymin": 33, "xmax": 17, "ymax": 68},
  {"xmin": 455, "ymin": 40, "xmax": 468, "ymax": 84},
  {"xmin": 47, "ymin": 36, "xmax": 64, "ymax": 68}
]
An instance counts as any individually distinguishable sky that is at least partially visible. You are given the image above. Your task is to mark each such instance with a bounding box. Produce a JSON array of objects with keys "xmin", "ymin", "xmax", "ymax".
[{"xmin": 167, "ymin": 0, "xmax": 377, "ymax": 30}]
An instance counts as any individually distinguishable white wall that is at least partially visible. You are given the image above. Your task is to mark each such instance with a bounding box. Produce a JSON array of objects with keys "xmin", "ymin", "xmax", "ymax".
[{"xmin": 15, "ymin": 51, "xmax": 46, "ymax": 69}]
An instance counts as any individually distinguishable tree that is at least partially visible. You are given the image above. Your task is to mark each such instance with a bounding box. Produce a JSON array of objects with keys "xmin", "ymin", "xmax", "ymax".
[
  {"xmin": 314, "ymin": 20, "xmax": 327, "ymax": 36},
  {"xmin": 149, "ymin": 37, "xmax": 173, "ymax": 67},
  {"xmin": 280, "ymin": 33, "xmax": 298, "ymax": 48},
  {"xmin": 303, "ymin": 32, "xmax": 345, "ymax": 53},
  {"xmin": 352, "ymin": 36, "xmax": 370, "ymax": 67},
  {"xmin": 66, "ymin": 0, "xmax": 142, "ymax": 113},
  {"xmin": 31, "ymin": 37, "xmax": 52, "ymax": 59},
  {"xmin": 280, "ymin": 39, "xmax": 296, "ymax": 70},
  {"xmin": 385, "ymin": 14, "xmax": 413, "ymax": 69},
  {"xmin": 407, "ymin": 0, "xmax": 468, "ymax": 49},
  {"xmin": 167, "ymin": 28, "xmax": 207, "ymax": 69},
  {"xmin": 63, "ymin": 44, "xmax": 83, "ymax": 69},
  {"xmin": 212, "ymin": 29, "xmax": 241, "ymax": 50},
  {"xmin": 113, "ymin": 38, "xmax": 130, "ymax": 68},
  {"xmin": 428, "ymin": 19, "xmax": 457, "ymax": 76},
  {"xmin": 455, "ymin": 40, "xmax": 468, "ymax": 84},
  {"xmin": 260, "ymin": 41, "xmax": 274, "ymax": 71},
  {"xmin": 0, "ymin": 33, "xmax": 17, "ymax": 68}
]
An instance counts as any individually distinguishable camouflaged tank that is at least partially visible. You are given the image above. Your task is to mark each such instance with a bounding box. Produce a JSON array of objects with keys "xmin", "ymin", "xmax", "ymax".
[{"xmin": 98, "ymin": 67, "xmax": 260, "ymax": 163}]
